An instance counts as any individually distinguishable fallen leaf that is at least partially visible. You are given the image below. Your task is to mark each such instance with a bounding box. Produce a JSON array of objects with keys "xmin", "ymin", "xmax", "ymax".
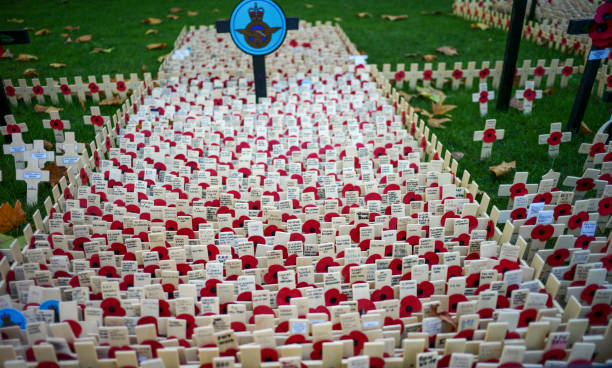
[
  {"xmin": 42, "ymin": 163, "xmax": 68, "ymax": 187},
  {"xmin": 25, "ymin": 26, "xmax": 35, "ymax": 31},
  {"xmin": 187, "ymin": 10, "xmax": 198, "ymax": 16},
  {"xmin": 422, "ymin": 54, "xmax": 437, "ymax": 61},
  {"xmin": 381, "ymin": 14, "xmax": 408, "ymax": 21},
  {"xmin": 212, "ymin": 8, "xmax": 219, "ymax": 13},
  {"xmin": 64, "ymin": 25, "xmax": 79, "ymax": 31},
  {"xmin": 90, "ymin": 47, "xmax": 113, "ymax": 54},
  {"xmin": 16, "ymin": 53, "xmax": 38, "ymax": 61},
  {"xmin": 432, "ymin": 100, "xmax": 457, "ymax": 116},
  {"xmin": 305, "ymin": 3, "xmax": 314, "ymax": 7},
  {"xmin": 64, "ymin": 37, "xmax": 72, "ymax": 44},
  {"xmin": 166, "ymin": 14, "xmax": 180, "ymax": 20},
  {"xmin": 34, "ymin": 104, "xmax": 63, "ymax": 113},
  {"xmin": 355, "ymin": 12, "xmax": 372, "ymax": 18},
  {"xmin": 428, "ymin": 117, "xmax": 450, "ymax": 128},
  {"xmin": 509, "ymin": 97, "xmax": 523, "ymax": 111},
  {"xmin": 60, "ymin": 33, "xmax": 70, "ymax": 38},
  {"xmin": 34, "ymin": 28, "xmax": 51, "ymax": 36},
  {"xmin": 0, "ymin": 48, "xmax": 13, "ymax": 59},
  {"xmin": 436, "ymin": 45, "xmax": 459, "ymax": 56},
  {"xmin": 22, "ymin": 68, "xmax": 37, "ymax": 77},
  {"xmin": 404, "ymin": 52, "xmax": 419, "ymax": 57},
  {"xmin": 416, "ymin": 85, "xmax": 446, "ymax": 103},
  {"xmin": 157, "ymin": 53, "xmax": 169, "ymax": 62},
  {"xmin": 420, "ymin": 10, "xmax": 445, "ymax": 15},
  {"xmin": 543, "ymin": 88, "xmax": 554, "ymax": 96},
  {"xmin": 7, "ymin": 18, "xmax": 24, "ymax": 24},
  {"xmin": 145, "ymin": 29, "xmax": 158, "ymax": 35},
  {"xmin": 399, "ymin": 91, "xmax": 417, "ymax": 101},
  {"xmin": 75, "ymin": 34, "xmax": 92, "ymax": 42},
  {"xmin": 141, "ymin": 17, "xmax": 162, "ymax": 25},
  {"xmin": 470, "ymin": 22, "xmax": 489, "ymax": 30},
  {"xmin": 147, "ymin": 43, "xmax": 167, "ymax": 50},
  {"xmin": 431, "ymin": 304, "xmax": 457, "ymax": 330},
  {"xmin": 416, "ymin": 108, "xmax": 433, "ymax": 119},
  {"xmin": 489, "ymin": 160, "xmax": 516, "ymax": 177},
  {"xmin": 142, "ymin": 64, "xmax": 147, "ymax": 73},
  {"xmin": 100, "ymin": 96, "xmax": 126, "ymax": 105},
  {"xmin": 49, "ymin": 63, "xmax": 66, "ymax": 68},
  {"xmin": 452, "ymin": 151, "xmax": 464, "ymax": 160},
  {"xmin": 333, "ymin": 17, "xmax": 342, "ymax": 22},
  {"xmin": 0, "ymin": 200, "xmax": 26, "ymax": 233},
  {"xmin": 581, "ymin": 121, "xmax": 594, "ymax": 136},
  {"xmin": 169, "ymin": 7, "xmax": 182, "ymax": 13},
  {"xmin": 43, "ymin": 140, "xmax": 53, "ymax": 151}
]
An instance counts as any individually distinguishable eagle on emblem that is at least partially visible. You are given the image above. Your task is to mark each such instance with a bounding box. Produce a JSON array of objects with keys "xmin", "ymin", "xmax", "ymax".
[{"xmin": 237, "ymin": 3, "xmax": 280, "ymax": 49}]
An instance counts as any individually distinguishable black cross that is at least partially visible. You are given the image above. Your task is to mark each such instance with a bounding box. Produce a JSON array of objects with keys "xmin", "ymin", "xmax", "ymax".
[
  {"xmin": 0, "ymin": 29, "xmax": 29, "ymax": 144},
  {"xmin": 566, "ymin": 2, "xmax": 612, "ymax": 132},
  {"xmin": 497, "ymin": 0, "xmax": 528, "ymax": 111},
  {"xmin": 216, "ymin": 17, "xmax": 298, "ymax": 101}
]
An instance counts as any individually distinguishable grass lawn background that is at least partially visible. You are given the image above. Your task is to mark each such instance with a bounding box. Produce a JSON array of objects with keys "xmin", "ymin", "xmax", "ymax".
[{"xmin": 0, "ymin": 0, "xmax": 609, "ymax": 242}]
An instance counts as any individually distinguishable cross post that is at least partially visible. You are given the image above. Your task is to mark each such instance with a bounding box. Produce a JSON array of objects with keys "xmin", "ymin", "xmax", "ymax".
[
  {"xmin": 0, "ymin": 29, "xmax": 30, "ymax": 143},
  {"xmin": 216, "ymin": 0, "xmax": 298, "ymax": 102}
]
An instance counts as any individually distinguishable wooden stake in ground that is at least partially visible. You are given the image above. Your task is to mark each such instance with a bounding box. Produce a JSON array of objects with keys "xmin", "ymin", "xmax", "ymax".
[
  {"xmin": 473, "ymin": 119, "xmax": 504, "ymax": 160},
  {"xmin": 538, "ymin": 122, "xmax": 572, "ymax": 157},
  {"xmin": 514, "ymin": 80, "xmax": 542, "ymax": 114}
]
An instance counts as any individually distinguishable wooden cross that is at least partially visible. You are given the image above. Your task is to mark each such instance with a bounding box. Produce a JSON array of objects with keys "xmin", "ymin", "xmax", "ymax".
[
  {"xmin": 0, "ymin": 29, "xmax": 29, "ymax": 144},
  {"xmin": 473, "ymin": 119, "xmax": 504, "ymax": 160},
  {"xmin": 216, "ymin": 0, "xmax": 299, "ymax": 101},
  {"xmin": 514, "ymin": 80, "xmax": 542, "ymax": 114},
  {"xmin": 538, "ymin": 122, "xmax": 572, "ymax": 157},
  {"xmin": 578, "ymin": 133, "xmax": 609, "ymax": 170},
  {"xmin": 0, "ymin": 114, "xmax": 27, "ymax": 136},
  {"xmin": 28, "ymin": 140, "xmax": 54, "ymax": 168},
  {"xmin": 83, "ymin": 106, "xmax": 109, "ymax": 134},
  {"xmin": 498, "ymin": 171, "xmax": 539, "ymax": 208},
  {"xmin": 2, "ymin": 132, "xmax": 32, "ymax": 169},
  {"xmin": 562, "ymin": 168, "xmax": 608, "ymax": 199},
  {"xmin": 42, "ymin": 110, "xmax": 71, "ymax": 143},
  {"xmin": 55, "ymin": 132, "xmax": 84, "ymax": 168},
  {"xmin": 566, "ymin": 3, "xmax": 612, "ymax": 131},
  {"xmin": 471, "ymin": 82, "xmax": 495, "ymax": 116},
  {"xmin": 16, "ymin": 157, "xmax": 49, "ymax": 205}
]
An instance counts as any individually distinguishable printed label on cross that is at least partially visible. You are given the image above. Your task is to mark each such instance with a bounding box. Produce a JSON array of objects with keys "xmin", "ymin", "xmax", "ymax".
[
  {"xmin": 28, "ymin": 140, "xmax": 54, "ymax": 168},
  {"xmin": 515, "ymin": 80, "xmax": 542, "ymax": 114},
  {"xmin": 3, "ymin": 132, "xmax": 32, "ymax": 169},
  {"xmin": 538, "ymin": 122, "xmax": 572, "ymax": 157},
  {"xmin": 42, "ymin": 110, "xmax": 71, "ymax": 143},
  {"xmin": 0, "ymin": 114, "xmax": 27, "ymax": 136},
  {"xmin": 562, "ymin": 168, "xmax": 608, "ymax": 199},
  {"xmin": 216, "ymin": 0, "xmax": 299, "ymax": 101},
  {"xmin": 578, "ymin": 133, "xmax": 609, "ymax": 170},
  {"xmin": 472, "ymin": 82, "xmax": 494, "ymax": 116},
  {"xmin": 16, "ymin": 157, "xmax": 49, "ymax": 205},
  {"xmin": 473, "ymin": 119, "xmax": 504, "ymax": 160},
  {"xmin": 56, "ymin": 132, "xmax": 84, "ymax": 168},
  {"xmin": 84, "ymin": 106, "xmax": 109, "ymax": 134},
  {"xmin": 498, "ymin": 171, "xmax": 539, "ymax": 209}
]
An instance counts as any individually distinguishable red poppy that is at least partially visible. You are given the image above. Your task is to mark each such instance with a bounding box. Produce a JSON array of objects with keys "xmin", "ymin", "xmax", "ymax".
[
  {"xmin": 482, "ymin": 128, "xmax": 497, "ymax": 143},
  {"xmin": 388, "ymin": 258, "xmax": 403, "ymax": 275},
  {"xmin": 568, "ymin": 211, "xmax": 589, "ymax": 230},
  {"xmin": 574, "ymin": 235, "xmax": 595, "ymax": 249},
  {"xmin": 518, "ymin": 308, "xmax": 537, "ymax": 327},
  {"xmin": 177, "ymin": 314, "xmax": 196, "ymax": 338},
  {"xmin": 452, "ymin": 233, "xmax": 471, "ymax": 246},
  {"xmin": 315, "ymin": 257, "xmax": 339, "ymax": 272},
  {"xmin": 581, "ymin": 284, "xmax": 604, "ymax": 305},
  {"xmin": 523, "ymin": 89, "xmax": 536, "ymax": 101},
  {"xmin": 384, "ymin": 316, "xmax": 404, "ymax": 334},
  {"xmin": 289, "ymin": 39, "xmax": 298, "ymax": 47},
  {"xmin": 466, "ymin": 272, "xmax": 481, "ymax": 288},
  {"xmin": 531, "ymin": 224, "xmax": 554, "ymax": 241},
  {"xmin": 587, "ymin": 303, "xmax": 612, "ymax": 325},
  {"xmin": 32, "ymin": 85, "xmax": 44, "ymax": 95},
  {"xmin": 371, "ymin": 286, "xmax": 394, "ymax": 302},
  {"xmin": 4, "ymin": 85, "xmax": 15, "ymax": 97},
  {"xmin": 260, "ymin": 348, "xmax": 278, "ymax": 362},
  {"xmin": 158, "ymin": 300, "xmax": 171, "ymax": 317},
  {"xmin": 447, "ymin": 265, "xmax": 462, "ymax": 280},
  {"xmin": 540, "ymin": 349, "xmax": 566, "ymax": 363},
  {"xmin": 479, "ymin": 68, "xmax": 490, "ymax": 79},
  {"xmin": 357, "ymin": 299, "xmax": 376, "ymax": 315},
  {"xmin": 98, "ymin": 265, "xmax": 119, "ymax": 278},
  {"xmin": 101, "ymin": 297, "xmax": 125, "ymax": 317},
  {"xmin": 263, "ymin": 264, "xmax": 286, "ymax": 284},
  {"xmin": 369, "ymin": 357, "xmax": 385, "ymax": 368},
  {"xmin": 277, "ymin": 288, "xmax": 302, "ymax": 306},
  {"xmin": 589, "ymin": 21, "xmax": 612, "ymax": 48},
  {"xmin": 285, "ymin": 334, "xmax": 309, "ymax": 344},
  {"xmin": 601, "ymin": 254, "xmax": 612, "ymax": 272},
  {"xmin": 546, "ymin": 248, "xmax": 569, "ymax": 267},
  {"xmin": 310, "ymin": 340, "xmax": 332, "ymax": 360},
  {"xmin": 494, "ymin": 259, "xmax": 520, "ymax": 274},
  {"xmin": 399, "ymin": 295, "xmax": 422, "ymax": 317},
  {"xmin": 598, "ymin": 197, "xmax": 612, "ymax": 216},
  {"xmin": 479, "ymin": 90, "xmax": 489, "ymax": 103},
  {"xmin": 576, "ymin": 178, "xmax": 595, "ymax": 192},
  {"xmin": 534, "ymin": 66, "xmax": 546, "ymax": 77},
  {"xmin": 200, "ymin": 278, "xmax": 222, "ymax": 297},
  {"xmin": 421, "ymin": 251, "xmax": 439, "ymax": 268},
  {"xmin": 497, "ymin": 295, "xmax": 510, "ymax": 308},
  {"xmin": 448, "ymin": 294, "xmax": 468, "ymax": 313},
  {"xmin": 553, "ymin": 203, "xmax": 572, "ymax": 219},
  {"xmin": 340, "ymin": 330, "xmax": 368, "ymax": 355},
  {"xmin": 423, "ymin": 70, "xmax": 433, "ymax": 80},
  {"xmin": 88, "ymin": 82, "xmax": 99, "ymax": 93},
  {"xmin": 509, "ymin": 183, "xmax": 528, "ymax": 199},
  {"xmin": 403, "ymin": 191, "xmax": 423, "ymax": 204},
  {"xmin": 561, "ymin": 65, "xmax": 573, "ymax": 76},
  {"xmin": 302, "ymin": 219, "xmax": 321, "ymax": 234},
  {"xmin": 90, "ymin": 115, "xmax": 104, "ymax": 127},
  {"xmin": 546, "ymin": 131, "xmax": 563, "ymax": 146},
  {"xmin": 510, "ymin": 207, "xmax": 528, "ymax": 220},
  {"xmin": 116, "ymin": 81, "xmax": 126, "ymax": 92},
  {"xmin": 325, "ymin": 288, "xmax": 347, "ymax": 306},
  {"xmin": 60, "ymin": 84, "xmax": 71, "ymax": 95},
  {"xmin": 395, "ymin": 70, "xmax": 406, "ymax": 82},
  {"xmin": 417, "ymin": 281, "xmax": 434, "ymax": 298},
  {"xmin": 452, "ymin": 69, "xmax": 463, "ymax": 79}
]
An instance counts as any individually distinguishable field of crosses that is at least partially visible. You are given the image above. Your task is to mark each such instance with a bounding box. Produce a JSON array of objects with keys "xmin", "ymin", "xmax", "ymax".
[{"xmin": 0, "ymin": 7, "xmax": 611, "ymax": 368}]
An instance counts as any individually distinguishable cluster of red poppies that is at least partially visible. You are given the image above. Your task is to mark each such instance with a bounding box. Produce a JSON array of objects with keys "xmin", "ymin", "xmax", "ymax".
[{"xmin": 590, "ymin": 3, "xmax": 612, "ymax": 48}]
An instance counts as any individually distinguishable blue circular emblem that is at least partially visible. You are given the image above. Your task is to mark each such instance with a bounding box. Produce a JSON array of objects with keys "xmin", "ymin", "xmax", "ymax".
[
  {"xmin": 229, "ymin": 0, "xmax": 287, "ymax": 56},
  {"xmin": 0, "ymin": 308, "xmax": 26, "ymax": 330},
  {"xmin": 40, "ymin": 299, "xmax": 60, "ymax": 322}
]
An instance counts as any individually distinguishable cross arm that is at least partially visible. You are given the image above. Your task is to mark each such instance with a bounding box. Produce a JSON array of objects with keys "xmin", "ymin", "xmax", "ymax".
[
  {"xmin": 216, "ymin": 17, "xmax": 299, "ymax": 33},
  {"xmin": 0, "ymin": 29, "xmax": 30, "ymax": 45}
]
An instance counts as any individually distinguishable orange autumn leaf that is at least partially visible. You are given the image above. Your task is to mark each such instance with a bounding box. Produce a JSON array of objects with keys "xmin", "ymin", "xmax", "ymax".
[
  {"xmin": 0, "ymin": 200, "xmax": 26, "ymax": 234},
  {"xmin": 381, "ymin": 14, "xmax": 408, "ymax": 21},
  {"xmin": 147, "ymin": 43, "xmax": 167, "ymax": 50},
  {"xmin": 169, "ymin": 7, "xmax": 182, "ymax": 13},
  {"xmin": 489, "ymin": 161, "xmax": 516, "ymax": 177},
  {"xmin": 16, "ymin": 53, "xmax": 38, "ymax": 61},
  {"xmin": 432, "ymin": 100, "xmax": 457, "ymax": 117},
  {"xmin": 64, "ymin": 25, "xmax": 79, "ymax": 31},
  {"xmin": 34, "ymin": 28, "xmax": 51, "ymax": 36},
  {"xmin": 75, "ymin": 34, "xmax": 92, "ymax": 42},
  {"xmin": 166, "ymin": 14, "xmax": 180, "ymax": 20},
  {"xmin": 42, "ymin": 162, "xmax": 68, "ymax": 187},
  {"xmin": 141, "ymin": 17, "xmax": 162, "ymax": 25},
  {"xmin": 436, "ymin": 45, "xmax": 459, "ymax": 56},
  {"xmin": 145, "ymin": 29, "xmax": 158, "ymax": 35}
]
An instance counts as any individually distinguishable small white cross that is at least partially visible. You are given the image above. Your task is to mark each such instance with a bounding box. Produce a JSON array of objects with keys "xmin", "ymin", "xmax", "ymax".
[
  {"xmin": 473, "ymin": 119, "xmax": 504, "ymax": 160},
  {"xmin": 2, "ymin": 132, "xmax": 32, "ymax": 170},
  {"xmin": 498, "ymin": 171, "xmax": 539, "ymax": 208},
  {"xmin": 28, "ymin": 140, "xmax": 55, "ymax": 168},
  {"xmin": 55, "ymin": 132, "xmax": 84, "ymax": 169},
  {"xmin": 16, "ymin": 157, "xmax": 49, "ymax": 205},
  {"xmin": 538, "ymin": 122, "xmax": 572, "ymax": 157},
  {"xmin": 578, "ymin": 133, "xmax": 609, "ymax": 170},
  {"xmin": 515, "ymin": 80, "xmax": 542, "ymax": 114},
  {"xmin": 563, "ymin": 168, "xmax": 608, "ymax": 199},
  {"xmin": 42, "ymin": 110, "xmax": 71, "ymax": 143},
  {"xmin": 0, "ymin": 115, "xmax": 28, "ymax": 136},
  {"xmin": 471, "ymin": 82, "xmax": 494, "ymax": 116},
  {"xmin": 84, "ymin": 106, "xmax": 110, "ymax": 134}
]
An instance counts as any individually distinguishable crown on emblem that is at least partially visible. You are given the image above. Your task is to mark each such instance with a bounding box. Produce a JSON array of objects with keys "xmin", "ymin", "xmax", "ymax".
[{"xmin": 248, "ymin": 3, "xmax": 264, "ymax": 21}]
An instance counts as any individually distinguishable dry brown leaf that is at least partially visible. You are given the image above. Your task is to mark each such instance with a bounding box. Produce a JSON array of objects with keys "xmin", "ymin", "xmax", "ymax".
[
  {"xmin": 0, "ymin": 200, "xmax": 26, "ymax": 234},
  {"xmin": 381, "ymin": 14, "xmax": 408, "ymax": 21},
  {"xmin": 22, "ymin": 68, "xmax": 37, "ymax": 77},
  {"xmin": 35, "ymin": 28, "xmax": 51, "ymax": 36},
  {"xmin": 509, "ymin": 97, "xmax": 523, "ymax": 111},
  {"xmin": 169, "ymin": 7, "xmax": 182, "ymax": 13},
  {"xmin": 355, "ymin": 12, "xmax": 372, "ymax": 18},
  {"xmin": 34, "ymin": 104, "xmax": 63, "ymax": 114},
  {"xmin": 432, "ymin": 100, "xmax": 457, "ymax": 116},
  {"xmin": 90, "ymin": 47, "xmax": 113, "ymax": 54},
  {"xmin": 212, "ymin": 8, "xmax": 219, "ymax": 13},
  {"xmin": 75, "ymin": 34, "xmax": 92, "ymax": 42},
  {"xmin": 581, "ymin": 121, "xmax": 594, "ymax": 136},
  {"xmin": 141, "ymin": 17, "xmax": 162, "ymax": 25},
  {"xmin": 49, "ymin": 63, "xmax": 66, "ymax": 68},
  {"xmin": 16, "ymin": 53, "xmax": 38, "ymax": 61},
  {"xmin": 60, "ymin": 33, "xmax": 70, "ymax": 38},
  {"xmin": 489, "ymin": 160, "xmax": 516, "ymax": 177},
  {"xmin": 142, "ymin": 64, "xmax": 147, "ymax": 74},
  {"xmin": 543, "ymin": 88, "xmax": 554, "ymax": 96},
  {"xmin": 416, "ymin": 108, "xmax": 433, "ymax": 119},
  {"xmin": 404, "ymin": 52, "xmax": 419, "ymax": 57},
  {"xmin": 304, "ymin": 3, "xmax": 314, "ymax": 8},
  {"xmin": 7, "ymin": 18, "xmax": 24, "ymax": 24},
  {"xmin": 470, "ymin": 22, "xmax": 489, "ymax": 30},
  {"xmin": 147, "ymin": 43, "xmax": 167, "ymax": 50},
  {"xmin": 0, "ymin": 48, "xmax": 13, "ymax": 59},
  {"xmin": 416, "ymin": 85, "xmax": 446, "ymax": 103},
  {"xmin": 399, "ymin": 91, "xmax": 417, "ymax": 101},
  {"xmin": 422, "ymin": 54, "xmax": 437, "ymax": 61},
  {"xmin": 436, "ymin": 45, "xmax": 459, "ymax": 56},
  {"xmin": 333, "ymin": 17, "xmax": 342, "ymax": 22},
  {"xmin": 100, "ymin": 96, "xmax": 126, "ymax": 106},
  {"xmin": 428, "ymin": 118, "xmax": 450, "ymax": 128},
  {"xmin": 43, "ymin": 140, "xmax": 53, "ymax": 151},
  {"xmin": 166, "ymin": 14, "xmax": 180, "ymax": 20},
  {"xmin": 145, "ymin": 29, "xmax": 158, "ymax": 35},
  {"xmin": 431, "ymin": 304, "xmax": 457, "ymax": 330},
  {"xmin": 157, "ymin": 53, "xmax": 169, "ymax": 62},
  {"xmin": 64, "ymin": 25, "xmax": 79, "ymax": 31},
  {"xmin": 187, "ymin": 10, "xmax": 198, "ymax": 16},
  {"xmin": 43, "ymin": 163, "xmax": 68, "ymax": 187}
]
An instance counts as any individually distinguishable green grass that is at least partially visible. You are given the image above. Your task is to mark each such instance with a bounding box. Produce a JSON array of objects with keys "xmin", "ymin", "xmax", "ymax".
[{"xmin": 0, "ymin": 0, "xmax": 609, "ymax": 240}]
